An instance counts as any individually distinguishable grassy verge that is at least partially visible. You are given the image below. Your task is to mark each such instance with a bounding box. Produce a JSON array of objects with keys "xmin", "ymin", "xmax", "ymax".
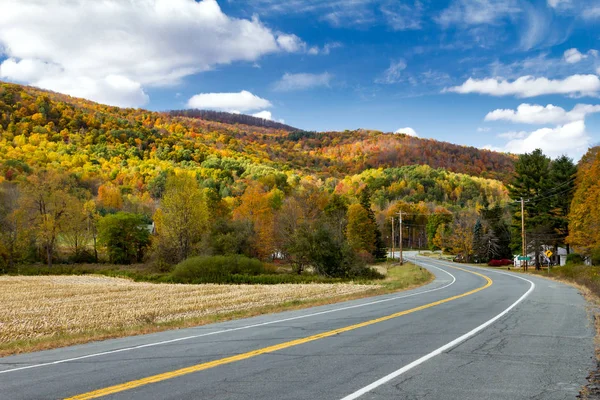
[{"xmin": 0, "ymin": 263, "xmax": 432, "ymax": 357}]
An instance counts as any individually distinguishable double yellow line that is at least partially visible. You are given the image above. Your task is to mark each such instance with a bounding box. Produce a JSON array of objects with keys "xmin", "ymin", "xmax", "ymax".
[{"xmin": 66, "ymin": 266, "xmax": 492, "ymax": 400}]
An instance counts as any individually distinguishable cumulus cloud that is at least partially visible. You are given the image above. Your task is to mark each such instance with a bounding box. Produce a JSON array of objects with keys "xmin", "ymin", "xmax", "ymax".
[
  {"xmin": 0, "ymin": 0, "xmax": 301, "ymax": 107},
  {"xmin": 252, "ymin": 110, "xmax": 285, "ymax": 123},
  {"xmin": 564, "ymin": 48, "xmax": 587, "ymax": 63},
  {"xmin": 187, "ymin": 91, "xmax": 272, "ymax": 112},
  {"xmin": 445, "ymin": 74, "xmax": 600, "ymax": 97},
  {"xmin": 375, "ymin": 60, "xmax": 407, "ymax": 84},
  {"xmin": 499, "ymin": 120, "xmax": 590, "ymax": 158},
  {"xmin": 394, "ymin": 127, "xmax": 419, "ymax": 137},
  {"xmin": 485, "ymin": 103, "xmax": 600, "ymax": 124},
  {"xmin": 273, "ymin": 72, "xmax": 332, "ymax": 91}
]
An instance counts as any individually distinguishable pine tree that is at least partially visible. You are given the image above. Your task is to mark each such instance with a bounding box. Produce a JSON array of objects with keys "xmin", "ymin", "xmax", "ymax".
[{"xmin": 508, "ymin": 149, "xmax": 554, "ymax": 269}]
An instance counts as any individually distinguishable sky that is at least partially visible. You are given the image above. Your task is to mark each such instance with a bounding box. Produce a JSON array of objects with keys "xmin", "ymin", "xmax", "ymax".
[{"xmin": 0, "ymin": 0, "xmax": 599, "ymax": 159}]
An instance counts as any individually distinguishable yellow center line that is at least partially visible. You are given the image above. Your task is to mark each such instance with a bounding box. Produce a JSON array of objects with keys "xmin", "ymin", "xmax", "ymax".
[{"xmin": 65, "ymin": 266, "xmax": 492, "ymax": 400}]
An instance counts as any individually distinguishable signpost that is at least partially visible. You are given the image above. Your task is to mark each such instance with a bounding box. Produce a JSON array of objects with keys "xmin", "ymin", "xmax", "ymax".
[
  {"xmin": 518, "ymin": 256, "xmax": 531, "ymax": 261},
  {"xmin": 545, "ymin": 250, "xmax": 553, "ymax": 275}
]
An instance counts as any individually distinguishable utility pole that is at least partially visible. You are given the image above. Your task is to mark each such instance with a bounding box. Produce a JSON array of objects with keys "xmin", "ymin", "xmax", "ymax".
[
  {"xmin": 520, "ymin": 197, "xmax": 528, "ymax": 271},
  {"xmin": 398, "ymin": 211, "xmax": 403, "ymax": 265},
  {"xmin": 391, "ymin": 216, "xmax": 395, "ymax": 261}
]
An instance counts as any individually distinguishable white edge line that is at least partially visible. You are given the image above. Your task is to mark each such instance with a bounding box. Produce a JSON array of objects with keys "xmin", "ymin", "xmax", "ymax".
[
  {"xmin": 0, "ymin": 259, "xmax": 455, "ymax": 375},
  {"xmin": 339, "ymin": 259, "xmax": 536, "ymax": 400}
]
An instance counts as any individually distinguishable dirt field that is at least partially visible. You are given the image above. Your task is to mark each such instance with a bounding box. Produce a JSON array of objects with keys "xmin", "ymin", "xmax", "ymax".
[{"xmin": 0, "ymin": 275, "xmax": 378, "ymax": 344}]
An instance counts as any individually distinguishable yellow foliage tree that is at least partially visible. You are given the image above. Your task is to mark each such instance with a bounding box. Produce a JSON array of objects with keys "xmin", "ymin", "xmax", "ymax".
[{"xmin": 233, "ymin": 182, "xmax": 275, "ymax": 260}]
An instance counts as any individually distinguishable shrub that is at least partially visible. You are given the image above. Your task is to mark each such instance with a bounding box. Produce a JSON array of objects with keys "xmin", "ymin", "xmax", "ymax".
[
  {"xmin": 566, "ymin": 253, "xmax": 585, "ymax": 265},
  {"xmin": 171, "ymin": 255, "xmax": 267, "ymax": 283}
]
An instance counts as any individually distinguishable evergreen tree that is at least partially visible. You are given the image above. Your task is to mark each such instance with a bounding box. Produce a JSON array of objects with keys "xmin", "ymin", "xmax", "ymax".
[
  {"xmin": 508, "ymin": 149, "xmax": 553, "ymax": 269},
  {"xmin": 359, "ymin": 189, "xmax": 387, "ymax": 260},
  {"xmin": 549, "ymin": 155, "xmax": 577, "ymax": 253}
]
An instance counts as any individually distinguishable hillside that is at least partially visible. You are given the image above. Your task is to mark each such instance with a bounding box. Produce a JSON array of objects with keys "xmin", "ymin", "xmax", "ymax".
[
  {"xmin": 0, "ymin": 81, "xmax": 511, "ymax": 209},
  {"xmin": 169, "ymin": 109, "xmax": 300, "ymax": 132}
]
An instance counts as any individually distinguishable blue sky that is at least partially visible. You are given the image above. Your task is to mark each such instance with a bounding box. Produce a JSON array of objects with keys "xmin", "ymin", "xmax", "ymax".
[{"xmin": 1, "ymin": 0, "xmax": 599, "ymax": 159}]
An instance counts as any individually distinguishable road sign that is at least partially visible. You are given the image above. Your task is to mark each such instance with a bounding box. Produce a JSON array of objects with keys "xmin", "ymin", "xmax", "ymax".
[
  {"xmin": 518, "ymin": 256, "xmax": 531, "ymax": 261},
  {"xmin": 545, "ymin": 250, "xmax": 553, "ymax": 258}
]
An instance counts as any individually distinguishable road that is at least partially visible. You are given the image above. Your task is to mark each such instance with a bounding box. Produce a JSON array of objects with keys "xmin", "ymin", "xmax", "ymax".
[{"xmin": 0, "ymin": 256, "xmax": 595, "ymax": 399}]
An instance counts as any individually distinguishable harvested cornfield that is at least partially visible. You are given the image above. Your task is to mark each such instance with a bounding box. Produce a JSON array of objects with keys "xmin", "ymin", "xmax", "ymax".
[{"xmin": 0, "ymin": 275, "xmax": 378, "ymax": 344}]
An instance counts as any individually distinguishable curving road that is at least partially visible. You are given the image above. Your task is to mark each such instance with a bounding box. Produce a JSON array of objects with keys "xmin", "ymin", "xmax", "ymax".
[{"xmin": 0, "ymin": 256, "xmax": 595, "ymax": 399}]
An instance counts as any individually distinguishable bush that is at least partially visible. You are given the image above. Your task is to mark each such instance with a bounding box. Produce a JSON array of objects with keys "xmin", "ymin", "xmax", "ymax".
[
  {"xmin": 566, "ymin": 253, "xmax": 585, "ymax": 265},
  {"xmin": 171, "ymin": 255, "xmax": 267, "ymax": 283}
]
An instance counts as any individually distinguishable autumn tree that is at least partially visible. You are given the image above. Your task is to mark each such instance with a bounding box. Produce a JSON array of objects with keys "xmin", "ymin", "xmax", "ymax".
[
  {"xmin": 97, "ymin": 184, "xmax": 123, "ymax": 211},
  {"xmin": 567, "ymin": 147, "xmax": 600, "ymax": 264},
  {"xmin": 0, "ymin": 182, "xmax": 31, "ymax": 270},
  {"xmin": 427, "ymin": 209, "xmax": 453, "ymax": 251},
  {"xmin": 233, "ymin": 182, "xmax": 276, "ymax": 260},
  {"xmin": 347, "ymin": 203, "xmax": 376, "ymax": 257},
  {"xmin": 154, "ymin": 174, "xmax": 209, "ymax": 263},
  {"xmin": 62, "ymin": 198, "xmax": 92, "ymax": 261},
  {"xmin": 447, "ymin": 212, "xmax": 477, "ymax": 262},
  {"xmin": 20, "ymin": 171, "xmax": 78, "ymax": 267}
]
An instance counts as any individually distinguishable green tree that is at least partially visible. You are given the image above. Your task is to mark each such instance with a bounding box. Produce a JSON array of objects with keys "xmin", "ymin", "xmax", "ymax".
[
  {"xmin": 427, "ymin": 212, "xmax": 453, "ymax": 250},
  {"xmin": 347, "ymin": 203, "xmax": 376, "ymax": 254},
  {"xmin": 154, "ymin": 174, "xmax": 209, "ymax": 263},
  {"xmin": 98, "ymin": 212, "xmax": 150, "ymax": 264},
  {"xmin": 549, "ymin": 155, "xmax": 577, "ymax": 253},
  {"xmin": 359, "ymin": 189, "xmax": 386, "ymax": 259},
  {"xmin": 508, "ymin": 149, "xmax": 553, "ymax": 269}
]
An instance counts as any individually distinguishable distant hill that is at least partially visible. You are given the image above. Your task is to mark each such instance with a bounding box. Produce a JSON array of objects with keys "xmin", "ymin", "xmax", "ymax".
[
  {"xmin": 169, "ymin": 109, "xmax": 299, "ymax": 132},
  {"xmin": 0, "ymin": 81, "xmax": 513, "ymax": 210}
]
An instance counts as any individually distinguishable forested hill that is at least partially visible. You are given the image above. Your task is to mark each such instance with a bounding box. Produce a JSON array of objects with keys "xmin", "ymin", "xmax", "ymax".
[
  {"xmin": 0, "ymin": 82, "xmax": 513, "ymax": 196},
  {"xmin": 169, "ymin": 109, "xmax": 299, "ymax": 132}
]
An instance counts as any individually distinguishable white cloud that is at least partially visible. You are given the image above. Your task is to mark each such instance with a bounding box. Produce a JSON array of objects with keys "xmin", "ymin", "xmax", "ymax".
[
  {"xmin": 436, "ymin": 0, "xmax": 520, "ymax": 27},
  {"xmin": 252, "ymin": 111, "xmax": 273, "ymax": 120},
  {"xmin": 477, "ymin": 127, "xmax": 491, "ymax": 132},
  {"xmin": 0, "ymin": 0, "xmax": 301, "ymax": 107},
  {"xmin": 273, "ymin": 72, "xmax": 332, "ymax": 91},
  {"xmin": 485, "ymin": 103, "xmax": 600, "ymax": 124},
  {"xmin": 276, "ymin": 34, "xmax": 306, "ymax": 52},
  {"xmin": 564, "ymin": 48, "xmax": 586, "ymax": 63},
  {"xmin": 394, "ymin": 127, "xmax": 419, "ymax": 137},
  {"xmin": 375, "ymin": 60, "xmax": 407, "ymax": 84},
  {"xmin": 499, "ymin": 120, "xmax": 590, "ymax": 158},
  {"xmin": 307, "ymin": 42, "xmax": 342, "ymax": 55},
  {"xmin": 252, "ymin": 110, "xmax": 285, "ymax": 123},
  {"xmin": 187, "ymin": 91, "xmax": 272, "ymax": 112},
  {"xmin": 445, "ymin": 74, "xmax": 600, "ymax": 97}
]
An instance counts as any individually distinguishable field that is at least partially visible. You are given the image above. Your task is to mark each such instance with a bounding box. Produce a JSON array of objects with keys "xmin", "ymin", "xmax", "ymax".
[{"xmin": 0, "ymin": 263, "xmax": 432, "ymax": 356}]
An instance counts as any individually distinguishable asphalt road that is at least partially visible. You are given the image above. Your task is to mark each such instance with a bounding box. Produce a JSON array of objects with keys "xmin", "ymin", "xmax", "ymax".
[{"xmin": 0, "ymin": 255, "xmax": 595, "ymax": 400}]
